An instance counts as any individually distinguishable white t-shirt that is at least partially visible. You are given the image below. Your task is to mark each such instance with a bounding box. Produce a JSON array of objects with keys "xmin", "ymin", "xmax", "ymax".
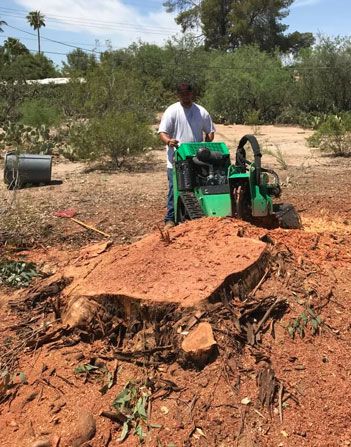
[{"xmin": 158, "ymin": 102, "xmax": 215, "ymax": 168}]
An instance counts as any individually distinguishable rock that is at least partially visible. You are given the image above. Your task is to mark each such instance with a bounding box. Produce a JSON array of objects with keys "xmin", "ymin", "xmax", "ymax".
[
  {"xmin": 9, "ymin": 420, "xmax": 19, "ymax": 428},
  {"xmin": 181, "ymin": 322, "xmax": 217, "ymax": 367},
  {"xmin": 31, "ymin": 440, "xmax": 51, "ymax": 447},
  {"xmin": 68, "ymin": 412, "xmax": 96, "ymax": 447}
]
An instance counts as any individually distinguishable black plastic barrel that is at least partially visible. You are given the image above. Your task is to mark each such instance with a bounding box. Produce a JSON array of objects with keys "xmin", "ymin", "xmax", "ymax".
[{"xmin": 4, "ymin": 152, "xmax": 53, "ymax": 188}]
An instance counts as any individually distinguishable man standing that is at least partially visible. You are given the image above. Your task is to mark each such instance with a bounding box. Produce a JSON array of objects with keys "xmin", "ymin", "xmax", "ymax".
[{"xmin": 158, "ymin": 82, "xmax": 215, "ymax": 227}]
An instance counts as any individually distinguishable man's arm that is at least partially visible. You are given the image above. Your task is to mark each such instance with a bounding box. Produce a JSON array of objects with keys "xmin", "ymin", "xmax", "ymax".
[
  {"xmin": 158, "ymin": 106, "xmax": 178, "ymax": 147},
  {"xmin": 202, "ymin": 108, "xmax": 215, "ymax": 142},
  {"xmin": 159, "ymin": 132, "xmax": 178, "ymax": 147}
]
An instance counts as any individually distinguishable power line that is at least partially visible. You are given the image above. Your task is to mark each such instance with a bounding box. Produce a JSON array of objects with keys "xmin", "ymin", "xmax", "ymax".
[
  {"xmin": 1, "ymin": 12, "xmax": 177, "ymax": 36},
  {"xmin": 0, "ymin": 7, "xmax": 179, "ymax": 35},
  {"xmin": 5, "ymin": 24, "xmax": 102, "ymax": 54},
  {"xmin": 0, "ymin": 34, "xmax": 102, "ymax": 48}
]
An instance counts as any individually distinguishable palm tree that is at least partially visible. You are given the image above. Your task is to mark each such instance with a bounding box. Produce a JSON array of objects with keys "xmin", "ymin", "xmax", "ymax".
[
  {"xmin": 26, "ymin": 10, "xmax": 45, "ymax": 54},
  {"xmin": 0, "ymin": 18, "xmax": 7, "ymax": 33},
  {"xmin": 3, "ymin": 37, "xmax": 29, "ymax": 62}
]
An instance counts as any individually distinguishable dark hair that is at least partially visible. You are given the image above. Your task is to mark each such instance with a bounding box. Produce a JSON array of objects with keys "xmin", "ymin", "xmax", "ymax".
[{"xmin": 176, "ymin": 82, "xmax": 193, "ymax": 93}]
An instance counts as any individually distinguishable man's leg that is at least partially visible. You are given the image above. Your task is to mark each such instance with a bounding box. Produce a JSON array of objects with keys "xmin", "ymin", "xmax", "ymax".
[{"xmin": 165, "ymin": 168, "xmax": 175, "ymax": 223}]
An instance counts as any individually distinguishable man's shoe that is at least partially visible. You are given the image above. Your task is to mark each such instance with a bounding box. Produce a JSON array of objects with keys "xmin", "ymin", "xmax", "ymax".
[{"xmin": 164, "ymin": 220, "xmax": 175, "ymax": 228}]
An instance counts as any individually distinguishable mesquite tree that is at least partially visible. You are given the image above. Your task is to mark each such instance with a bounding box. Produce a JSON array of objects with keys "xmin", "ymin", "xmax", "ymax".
[{"xmin": 164, "ymin": 0, "xmax": 314, "ymax": 53}]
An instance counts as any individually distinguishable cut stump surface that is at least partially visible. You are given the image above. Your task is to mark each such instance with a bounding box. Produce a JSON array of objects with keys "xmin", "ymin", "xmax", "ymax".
[{"xmin": 62, "ymin": 218, "xmax": 268, "ymax": 308}]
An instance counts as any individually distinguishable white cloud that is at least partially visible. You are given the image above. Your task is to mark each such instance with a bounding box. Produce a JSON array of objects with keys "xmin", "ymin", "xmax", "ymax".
[
  {"xmin": 292, "ymin": 0, "xmax": 322, "ymax": 8},
  {"xmin": 15, "ymin": 0, "xmax": 181, "ymax": 48}
]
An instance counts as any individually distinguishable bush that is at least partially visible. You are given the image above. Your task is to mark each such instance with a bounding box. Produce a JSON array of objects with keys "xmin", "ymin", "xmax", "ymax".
[
  {"xmin": 243, "ymin": 109, "xmax": 261, "ymax": 125},
  {"xmin": 0, "ymin": 259, "xmax": 39, "ymax": 288},
  {"xmin": 20, "ymin": 98, "xmax": 62, "ymax": 127},
  {"xmin": 293, "ymin": 36, "xmax": 351, "ymax": 114},
  {"xmin": 0, "ymin": 81, "xmax": 36, "ymax": 125},
  {"xmin": 307, "ymin": 113, "xmax": 351, "ymax": 156},
  {"xmin": 276, "ymin": 108, "xmax": 315, "ymax": 127},
  {"xmin": 203, "ymin": 46, "xmax": 293, "ymax": 124},
  {"xmin": 69, "ymin": 112, "xmax": 157, "ymax": 165}
]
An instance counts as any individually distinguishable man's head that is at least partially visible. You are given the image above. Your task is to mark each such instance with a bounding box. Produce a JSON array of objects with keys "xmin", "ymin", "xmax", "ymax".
[{"xmin": 177, "ymin": 82, "xmax": 193, "ymax": 107}]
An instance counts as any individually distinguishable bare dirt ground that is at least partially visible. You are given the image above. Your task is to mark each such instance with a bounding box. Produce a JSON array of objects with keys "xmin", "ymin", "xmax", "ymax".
[{"xmin": 1, "ymin": 124, "xmax": 351, "ymax": 447}]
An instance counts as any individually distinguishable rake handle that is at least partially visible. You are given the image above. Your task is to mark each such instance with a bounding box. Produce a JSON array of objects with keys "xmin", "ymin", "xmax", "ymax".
[{"xmin": 70, "ymin": 217, "xmax": 110, "ymax": 238}]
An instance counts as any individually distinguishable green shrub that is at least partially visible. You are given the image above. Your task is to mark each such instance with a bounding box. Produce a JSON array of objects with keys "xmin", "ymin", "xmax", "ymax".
[
  {"xmin": 243, "ymin": 109, "xmax": 261, "ymax": 125},
  {"xmin": 307, "ymin": 113, "xmax": 351, "ymax": 155},
  {"xmin": 203, "ymin": 46, "xmax": 293, "ymax": 124},
  {"xmin": 69, "ymin": 112, "xmax": 157, "ymax": 165},
  {"xmin": 276, "ymin": 107, "xmax": 309, "ymax": 127},
  {"xmin": 20, "ymin": 99, "xmax": 62, "ymax": 127},
  {"xmin": 293, "ymin": 36, "xmax": 351, "ymax": 114},
  {"xmin": 0, "ymin": 259, "xmax": 39, "ymax": 288}
]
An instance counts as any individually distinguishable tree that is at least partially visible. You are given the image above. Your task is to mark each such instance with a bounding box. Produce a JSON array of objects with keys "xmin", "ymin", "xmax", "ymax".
[
  {"xmin": 63, "ymin": 48, "xmax": 97, "ymax": 75},
  {"xmin": 26, "ymin": 10, "xmax": 46, "ymax": 54},
  {"xmin": 203, "ymin": 46, "xmax": 293, "ymax": 123},
  {"xmin": 0, "ymin": 38, "xmax": 58, "ymax": 81},
  {"xmin": 293, "ymin": 36, "xmax": 351, "ymax": 113},
  {"xmin": 2, "ymin": 38, "xmax": 29, "ymax": 63},
  {"xmin": 164, "ymin": 0, "xmax": 314, "ymax": 53}
]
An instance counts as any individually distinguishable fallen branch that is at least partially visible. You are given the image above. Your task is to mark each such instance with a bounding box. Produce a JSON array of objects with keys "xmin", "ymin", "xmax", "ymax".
[
  {"xmin": 100, "ymin": 410, "xmax": 127, "ymax": 424},
  {"xmin": 254, "ymin": 298, "xmax": 284, "ymax": 335},
  {"xmin": 157, "ymin": 224, "xmax": 171, "ymax": 245},
  {"xmin": 26, "ymin": 327, "xmax": 65, "ymax": 350},
  {"xmin": 235, "ymin": 408, "xmax": 247, "ymax": 446},
  {"xmin": 113, "ymin": 345, "xmax": 173, "ymax": 359},
  {"xmin": 278, "ymin": 382, "xmax": 284, "ymax": 423},
  {"xmin": 250, "ymin": 268, "xmax": 270, "ymax": 297}
]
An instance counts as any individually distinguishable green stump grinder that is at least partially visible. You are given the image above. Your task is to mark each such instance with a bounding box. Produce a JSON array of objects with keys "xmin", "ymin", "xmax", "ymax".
[{"xmin": 173, "ymin": 134, "xmax": 301, "ymax": 229}]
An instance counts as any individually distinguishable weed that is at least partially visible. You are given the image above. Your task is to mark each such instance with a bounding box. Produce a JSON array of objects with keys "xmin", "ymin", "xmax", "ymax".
[
  {"xmin": 112, "ymin": 381, "xmax": 151, "ymax": 443},
  {"xmin": 74, "ymin": 361, "xmax": 116, "ymax": 395},
  {"xmin": 0, "ymin": 259, "xmax": 39, "ymax": 288},
  {"xmin": 262, "ymin": 144, "xmax": 288, "ymax": 170},
  {"xmin": 0, "ymin": 369, "xmax": 27, "ymax": 404},
  {"xmin": 306, "ymin": 113, "xmax": 351, "ymax": 156},
  {"xmin": 287, "ymin": 305, "xmax": 323, "ymax": 338},
  {"xmin": 74, "ymin": 363, "xmax": 100, "ymax": 375}
]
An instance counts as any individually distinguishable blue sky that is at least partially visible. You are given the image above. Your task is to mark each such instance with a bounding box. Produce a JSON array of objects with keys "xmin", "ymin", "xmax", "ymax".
[{"xmin": 0, "ymin": 0, "xmax": 350, "ymax": 67}]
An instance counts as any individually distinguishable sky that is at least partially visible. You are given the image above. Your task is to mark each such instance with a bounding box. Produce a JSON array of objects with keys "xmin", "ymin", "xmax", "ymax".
[{"xmin": 0, "ymin": 0, "xmax": 350, "ymax": 67}]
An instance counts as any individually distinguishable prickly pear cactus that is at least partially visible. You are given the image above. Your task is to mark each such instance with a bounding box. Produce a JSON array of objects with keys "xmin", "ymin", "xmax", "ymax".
[{"xmin": 0, "ymin": 121, "xmax": 58, "ymax": 154}]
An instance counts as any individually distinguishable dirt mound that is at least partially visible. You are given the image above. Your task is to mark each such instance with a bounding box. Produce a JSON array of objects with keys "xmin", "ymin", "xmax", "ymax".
[
  {"xmin": 61, "ymin": 218, "xmax": 268, "ymax": 312},
  {"xmin": 1, "ymin": 216, "xmax": 351, "ymax": 447}
]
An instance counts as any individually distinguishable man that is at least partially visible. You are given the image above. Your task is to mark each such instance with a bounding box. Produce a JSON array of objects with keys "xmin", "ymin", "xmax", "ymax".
[{"xmin": 158, "ymin": 82, "xmax": 215, "ymax": 227}]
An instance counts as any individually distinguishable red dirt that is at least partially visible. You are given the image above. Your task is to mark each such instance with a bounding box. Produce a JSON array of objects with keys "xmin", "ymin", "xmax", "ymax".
[
  {"xmin": 1, "ymin": 216, "xmax": 350, "ymax": 447},
  {"xmin": 1, "ymin": 125, "xmax": 351, "ymax": 447},
  {"xmin": 62, "ymin": 218, "xmax": 267, "ymax": 308}
]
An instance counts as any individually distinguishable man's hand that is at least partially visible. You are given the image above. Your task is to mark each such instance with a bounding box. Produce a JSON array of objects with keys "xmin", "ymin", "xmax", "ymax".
[
  {"xmin": 168, "ymin": 138, "xmax": 179, "ymax": 147},
  {"xmin": 205, "ymin": 132, "xmax": 215, "ymax": 142},
  {"xmin": 159, "ymin": 132, "xmax": 178, "ymax": 147}
]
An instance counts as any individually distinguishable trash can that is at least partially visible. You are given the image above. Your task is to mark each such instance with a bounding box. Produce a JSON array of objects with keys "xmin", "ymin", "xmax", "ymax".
[{"xmin": 4, "ymin": 152, "xmax": 53, "ymax": 188}]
